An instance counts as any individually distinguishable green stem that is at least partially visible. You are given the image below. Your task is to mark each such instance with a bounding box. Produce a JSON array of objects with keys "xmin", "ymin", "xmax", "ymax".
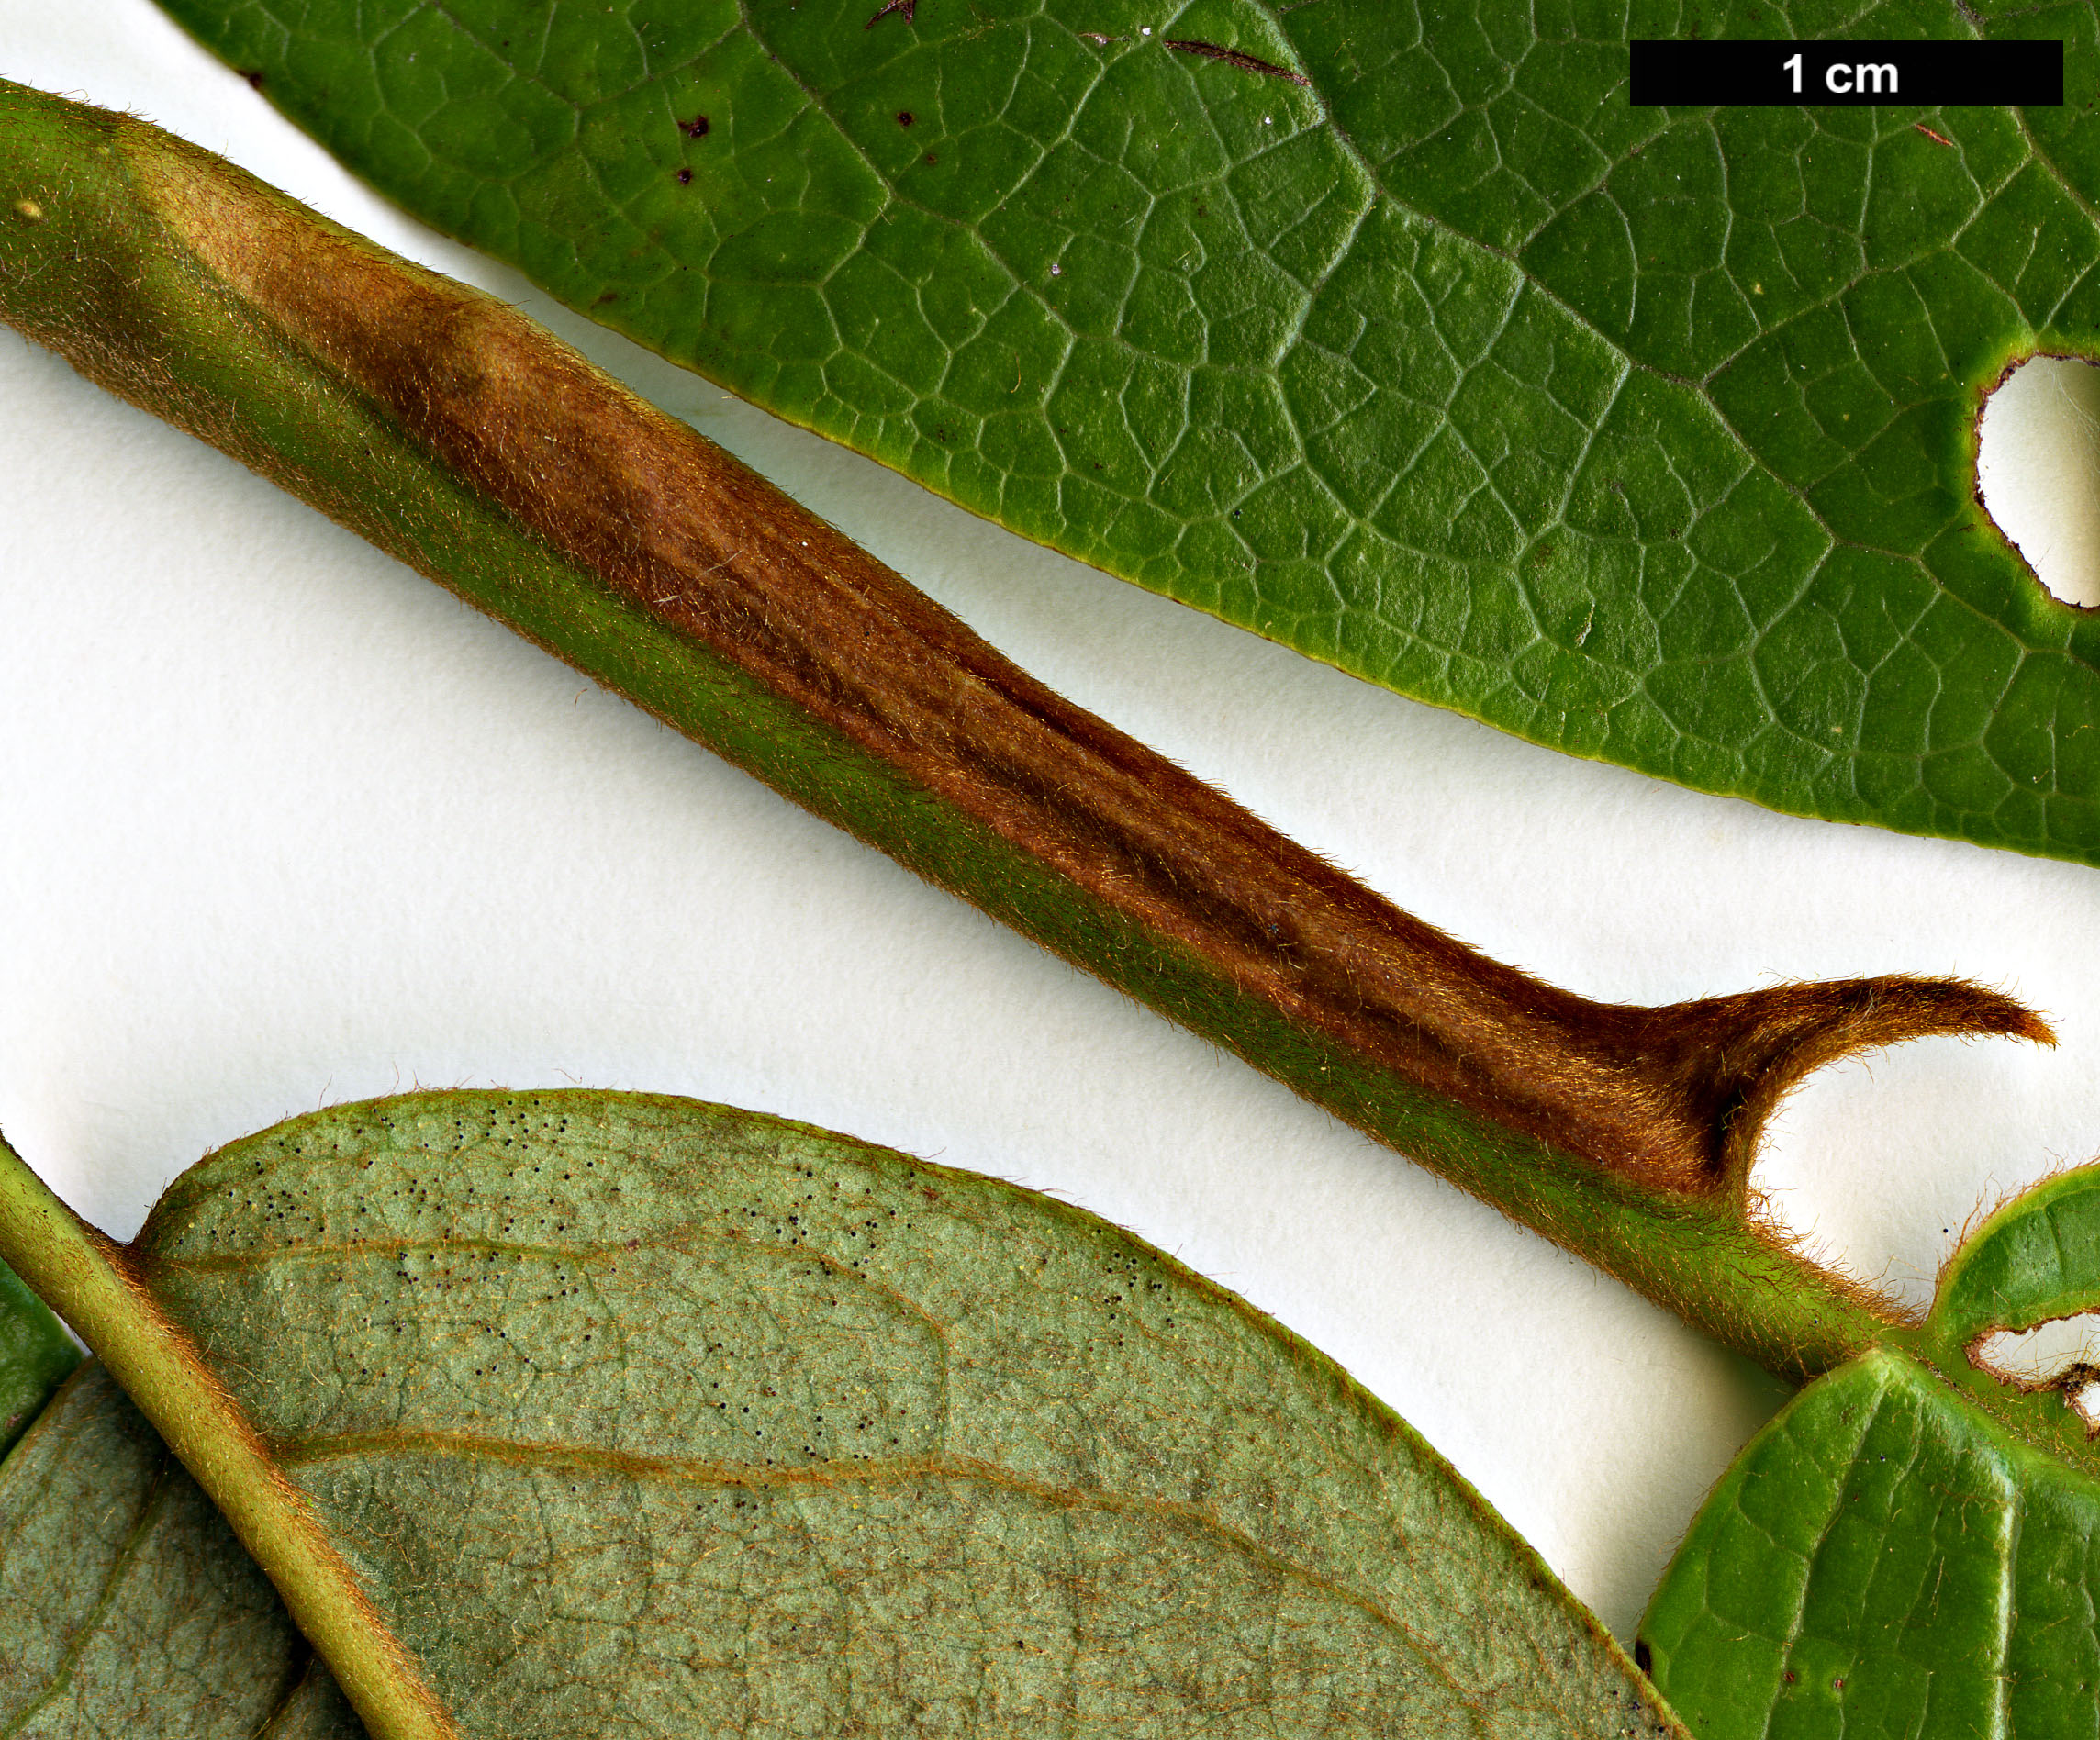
[
  {"xmin": 0, "ymin": 79, "xmax": 2043, "ymax": 1384},
  {"xmin": 0, "ymin": 1131, "xmax": 458, "ymax": 1740}
]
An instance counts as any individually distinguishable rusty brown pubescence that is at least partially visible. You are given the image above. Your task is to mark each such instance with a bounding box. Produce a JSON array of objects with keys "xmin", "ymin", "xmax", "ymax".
[{"xmin": 132, "ymin": 137, "xmax": 2049, "ymax": 1203}]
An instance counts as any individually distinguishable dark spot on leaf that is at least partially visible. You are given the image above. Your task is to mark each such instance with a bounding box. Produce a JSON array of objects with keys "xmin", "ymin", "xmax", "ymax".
[
  {"xmin": 865, "ymin": 0, "xmax": 914, "ymax": 26},
  {"xmin": 1633, "ymin": 1640, "xmax": 1652, "ymax": 1675},
  {"xmin": 594, "ymin": 291, "xmax": 619, "ymax": 306},
  {"xmin": 242, "ymin": 70, "xmax": 265, "ymax": 90},
  {"xmin": 897, "ymin": 110, "xmax": 915, "ymax": 127},
  {"xmin": 676, "ymin": 168, "xmax": 693, "ymax": 184},
  {"xmin": 1164, "ymin": 39, "xmax": 1312, "ymax": 85},
  {"xmin": 923, "ymin": 151, "xmax": 938, "ymax": 164},
  {"xmin": 680, "ymin": 115, "xmax": 710, "ymax": 139}
]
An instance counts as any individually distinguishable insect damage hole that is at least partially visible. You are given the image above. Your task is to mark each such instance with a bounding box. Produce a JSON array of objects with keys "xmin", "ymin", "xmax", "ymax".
[
  {"xmin": 1970, "ymin": 1312, "xmax": 2100, "ymax": 1432},
  {"xmin": 2072, "ymin": 1371, "xmax": 2100, "ymax": 1433},
  {"xmin": 1977, "ymin": 354, "xmax": 2100, "ymax": 608}
]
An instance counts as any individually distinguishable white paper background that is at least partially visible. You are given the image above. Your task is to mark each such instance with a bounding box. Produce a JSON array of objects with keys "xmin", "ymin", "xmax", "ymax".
[{"xmin": 5, "ymin": 6, "xmax": 2098, "ymax": 1642}]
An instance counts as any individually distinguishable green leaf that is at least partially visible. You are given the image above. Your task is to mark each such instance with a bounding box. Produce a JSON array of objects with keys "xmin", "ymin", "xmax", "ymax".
[
  {"xmin": 6, "ymin": 1088, "xmax": 1685, "ymax": 1739},
  {"xmin": 1640, "ymin": 1166, "xmax": 2100, "ymax": 1737},
  {"xmin": 0, "ymin": 1254, "xmax": 77, "ymax": 1458},
  {"xmin": 0, "ymin": 1358, "xmax": 363, "ymax": 1739},
  {"xmin": 1927, "ymin": 1162, "xmax": 2100, "ymax": 1353},
  {"xmin": 151, "ymin": 0, "xmax": 2100, "ymax": 864}
]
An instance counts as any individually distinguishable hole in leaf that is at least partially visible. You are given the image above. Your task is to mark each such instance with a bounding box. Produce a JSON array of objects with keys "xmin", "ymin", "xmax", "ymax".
[
  {"xmin": 1972, "ymin": 1312, "xmax": 2100, "ymax": 1383},
  {"xmin": 1970, "ymin": 1313, "xmax": 2100, "ymax": 1431},
  {"xmin": 1977, "ymin": 354, "xmax": 2100, "ymax": 608},
  {"xmin": 2071, "ymin": 1374, "xmax": 2100, "ymax": 1433}
]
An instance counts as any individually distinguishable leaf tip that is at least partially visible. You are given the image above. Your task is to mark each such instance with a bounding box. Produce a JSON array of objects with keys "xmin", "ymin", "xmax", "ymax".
[{"xmin": 1695, "ymin": 975, "xmax": 2054, "ymax": 1188}]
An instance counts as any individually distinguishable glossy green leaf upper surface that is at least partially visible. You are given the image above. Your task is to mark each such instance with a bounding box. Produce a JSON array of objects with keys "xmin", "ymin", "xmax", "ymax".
[
  {"xmin": 1643, "ymin": 1167, "xmax": 2100, "ymax": 1738},
  {"xmin": 1640, "ymin": 1347, "xmax": 2100, "ymax": 1740},
  {"xmin": 0, "ymin": 1359, "xmax": 363, "ymax": 1739},
  {"xmin": 128, "ymin": 1089, "xmax": 1681, "ymax": 1739},
  {"xmin": 159, "ymin": 0, "xmax": 2100, "ymax": 862},
  {"xmin": 1930, "ymin": 1163, "xmax": 2100, "ymax": 1348}
]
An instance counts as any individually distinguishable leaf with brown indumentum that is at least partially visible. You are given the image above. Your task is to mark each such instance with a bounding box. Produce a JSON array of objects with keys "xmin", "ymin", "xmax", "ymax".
[
  {"xmin": 120, "ymin": 120, "xmax": 2053, "ymax": 1206},
  {"xmin": 0, "ymin": 1092, "xmax": 1687, "ymax": 1740},
  {"xmin": 0, "ymin": 77, "xmax": 2051, "ymax": 1382},
  {"xmin": 0, "ymin": 68, "xmax": 2082, "ymax": 1740},
  {"xmin": 1595, "ymin": 976, "xmax": 2050, "ymax": 1197}
]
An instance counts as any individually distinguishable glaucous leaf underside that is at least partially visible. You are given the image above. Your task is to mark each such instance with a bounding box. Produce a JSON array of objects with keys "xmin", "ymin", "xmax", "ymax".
[
  {"xmin": 0, "ymin": 1361, "xmax": 363, "ymax": 1740},
  {"xmin": 1642, "ymin": 1164, "xmax": 2100, "ymax": 1736},
  {"xmin": 0, "ymin": 1196, "xmax": 343, "ymax": 1735},
  {"xmin": 107, "ymin": 1089, "xmax": 1678, "ymax": 1739},
  {"xmin": 0, "ymin": 1255, "xmax": 75, "ymax": 1459},
  {"xmin": 156, "ymin": 0, "xmax": 2100, "ymax": 864}
]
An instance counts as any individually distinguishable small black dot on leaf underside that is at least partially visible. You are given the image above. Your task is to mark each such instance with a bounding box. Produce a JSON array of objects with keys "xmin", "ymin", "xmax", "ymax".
[
  {"xmin": 923, "ymin": 151, "xmax": 938, "ymax": 164},
  {"xmin": 1633, "ymin": 1640, "xmax": 1652, "ymax": 1674},
  {"xmin": 676, "ymin": 168, "xmax": 693, "ymax": 184},
  {"xmin": 680, "ymin": 115, "xmax": 709, "ymax": 139},
  {"xmin": 897, "ymin": 109, "xmax": 915, "ymax": 126},
  {"xmin": 241, "ymin": 70, "xmax": 264, "ymax": 90}
]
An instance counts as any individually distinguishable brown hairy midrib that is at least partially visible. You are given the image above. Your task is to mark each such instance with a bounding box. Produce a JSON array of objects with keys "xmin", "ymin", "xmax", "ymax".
[
  {"xmin": 143, "ymin": 139, "xmax": 2049, "ymax": 1199},
  {"xmin": 390, "ymin": 332, "xmax": 1716, "ymax": 1183}
]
